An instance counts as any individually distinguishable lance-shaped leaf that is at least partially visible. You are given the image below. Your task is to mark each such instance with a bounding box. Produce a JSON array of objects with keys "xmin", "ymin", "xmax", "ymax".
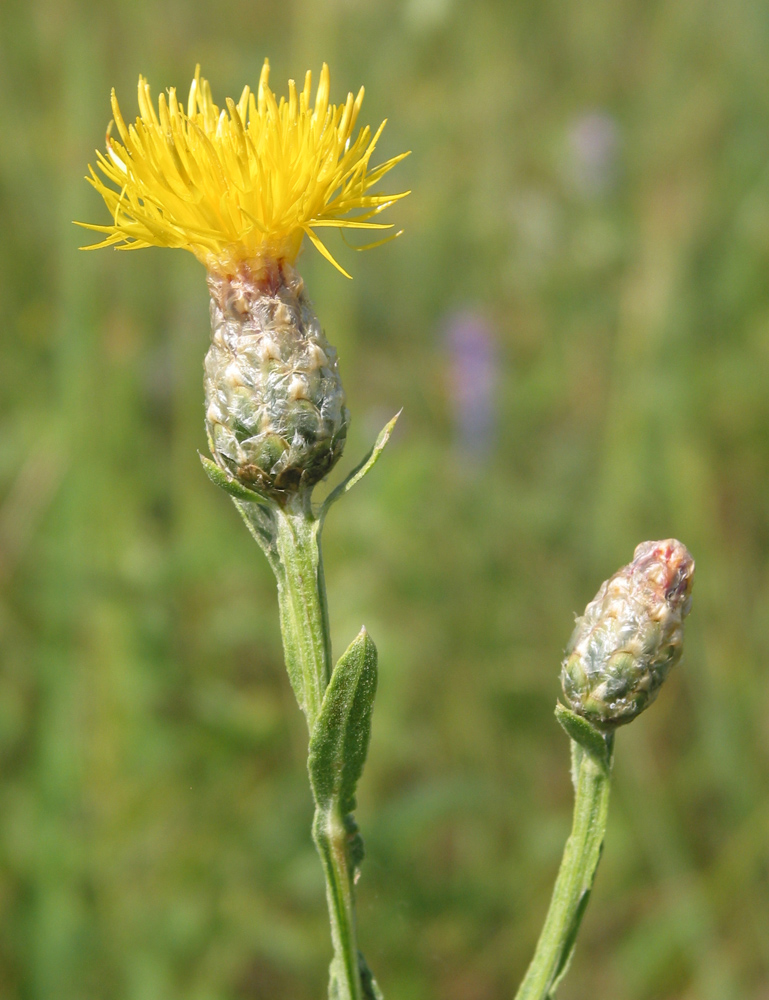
[
  {"xmin": 321, "ymin": 412, "xmax": 400, "ymax": 520},
  {"xmin": 199, "ymin": 453, "xmax": 274, "ymax": 506},
  {"xmin": 555, "ymin": 703, "xmax": 613, "ymax": 774},
  {"xmin": 308, "ymin": 628, "xmax": 378, "ymax": 814},
  {"xmin": 199, "ymin": 453, "xmax": 280, "ymax": 559},
  {"xmin": 359, "ymin": 951, "xmax": 385, "ymax": 1000}
]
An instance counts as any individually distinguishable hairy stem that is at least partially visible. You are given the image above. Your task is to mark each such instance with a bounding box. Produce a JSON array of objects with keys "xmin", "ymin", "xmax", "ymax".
[
  {"xmin": 515, "ymin": 735, "xmax": 614, "ymax": 1000},
  {"xmin": 271, "ymin": 495, "xmax": 363, "ymax": 1000},
  {"xmin": 273, "ymin": 496, "xmax": 331, "ymax": 728},
  {"xmin": 313, "ymin": 807, "xmax": 364, "ymax": 1000}
]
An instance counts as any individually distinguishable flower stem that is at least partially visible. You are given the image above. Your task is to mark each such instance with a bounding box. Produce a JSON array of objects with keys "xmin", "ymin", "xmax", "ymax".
[
  {"xmin": 515, "ymin": 734, "xmax": 614, "ymax": 1000},
  {"xmin": 313, "ymin": 807, "xmax": 364, "ymax": 1000},
  {"xmin": 258, "ymin": 496, "xmax": 364, "ymax": 1000},
  {"xmin": 273, "ymin": 495, "xmax": 331, "ymax": 728}
]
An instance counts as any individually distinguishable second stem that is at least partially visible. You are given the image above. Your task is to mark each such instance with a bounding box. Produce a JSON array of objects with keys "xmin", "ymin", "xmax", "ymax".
[{"xmin": 515, "ymin": 734, "xmax": 614, "ymax": 1000}]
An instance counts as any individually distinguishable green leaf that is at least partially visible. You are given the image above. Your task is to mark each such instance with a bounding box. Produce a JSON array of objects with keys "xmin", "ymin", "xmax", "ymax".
[
  {"xmin": 308, "ymin": 628, "xmax": 378, "ymax": 814},
  {"xmin": 321, "ymin": 412, "xmax": 401, "ymax": 518},
  {"xmin": 548, "ymin": 887, "xmax": 592, "ymax": 995},
  {"xmin": 198, "ymin": 455, "xmax": 279, "ymax": 562},
  {"xmin": 555, "ymin": 703, "xmax": 612, "ymax": 772},
  {"xmin": 198, "ymin": 453, "xmax": 274, "ymax": 506},
  {"xmin": 359, "ymin": 951, "xmax": 384, "ymax": 1000}
]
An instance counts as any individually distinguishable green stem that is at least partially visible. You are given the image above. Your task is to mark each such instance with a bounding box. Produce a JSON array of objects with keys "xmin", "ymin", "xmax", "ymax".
[
  {"xmin": 273, "ymin": 495, "xmax": 331, "ymax": 729},
  {"xmin": 515, "ymin": 736, "xmax": 614, "ymax": 1000},
  {"xmin": 313, "ymin": 807, "xmax": 364, "ymax": 1000},
  {"xmin": 254, "ymin": 493, "xmax": 363, "ymax": 1000}
]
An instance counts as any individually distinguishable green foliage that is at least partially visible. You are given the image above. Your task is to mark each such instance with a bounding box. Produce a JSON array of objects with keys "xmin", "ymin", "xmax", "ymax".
[
  {"xmin": 321, "ymin": 413, "xmax": 401, "ymax": 520},
  {"xmin": 554, "ymin": 704, "xmax": 613, "ymax": 775},
  {"xmin": 199, "ymin": 453, "xmax": 274, "ymax": 507},
  {"xmin": 309, "ymin": 629, "xmax": 378, "ymax": 816},
  {"xmin": 308, "ymin": 626, "xmax": 379, "ymax": 1000}
]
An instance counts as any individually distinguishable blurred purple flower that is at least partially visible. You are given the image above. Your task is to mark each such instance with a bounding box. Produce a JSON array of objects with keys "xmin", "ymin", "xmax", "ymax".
[
  {"xmin": 444, "ymin": 309, "xmax": 497, "ymax": 467},
  {"xmin": 568, "ymin": 111, "xmax": 620, "ymax": 198}
]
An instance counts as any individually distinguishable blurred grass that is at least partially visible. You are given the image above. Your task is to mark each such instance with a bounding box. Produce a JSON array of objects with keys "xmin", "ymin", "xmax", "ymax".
[{"xmin": 2, "ymin": 0, "xmax": 769, "ymax": 997}]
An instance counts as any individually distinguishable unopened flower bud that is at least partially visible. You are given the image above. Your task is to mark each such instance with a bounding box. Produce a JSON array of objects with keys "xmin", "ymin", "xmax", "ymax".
[
  {"xmin": 204, "ymin": 263, "xmax": 350, "ymax": 499},
  {"xmin": 561, "ymin": 539, "xmax": 694, "ymax": 729}
]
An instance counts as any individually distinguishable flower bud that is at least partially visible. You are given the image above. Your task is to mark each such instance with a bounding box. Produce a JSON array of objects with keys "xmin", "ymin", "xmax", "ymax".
[
  {"xmin": 561, "ymin": 539, "xmax": 694, "ymax": 729},
  {"xmin": 204, "ymin": 263, "xmax": 350, "ymax": 499}
]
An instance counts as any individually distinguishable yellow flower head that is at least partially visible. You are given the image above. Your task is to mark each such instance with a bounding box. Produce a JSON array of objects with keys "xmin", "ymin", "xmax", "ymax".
[{"xmin": 79, "ymin": 62, "xmax": 410, "ymax": 277}]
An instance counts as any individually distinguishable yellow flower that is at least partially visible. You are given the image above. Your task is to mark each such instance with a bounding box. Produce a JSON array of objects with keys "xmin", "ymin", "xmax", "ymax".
[{"xmin": 79, "ymin": 61, "xmax": 410, "ymax": 277}]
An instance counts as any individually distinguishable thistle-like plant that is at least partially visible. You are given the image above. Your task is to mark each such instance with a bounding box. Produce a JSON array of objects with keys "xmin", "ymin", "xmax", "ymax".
[
  {"xmin": 79, "ymin": 62, "xmax": 695, "ymax": 1000},
  {"xmin": 515, "ymin": 539, "xmax": 695, "ymax": 1000},
  {"xmin": 80, "ymin": 61, "xmax": 409, "ymax": 1000}
]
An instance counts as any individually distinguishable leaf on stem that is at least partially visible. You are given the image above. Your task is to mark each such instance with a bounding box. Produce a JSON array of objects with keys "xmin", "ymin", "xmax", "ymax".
[
  {"xmin": 198, "ymin": 453, "xmax": 275, "ymax": 505},
  {"xmin": 199, "ymin": 453, "xmax": 280, "ymax": 552},
  {"xmin": 555, "ymin": 703, "xmax": 612, "ymax": 773},
  {"xmin": 548, "ymin": 887, "xmax": 592, "ymax": 996},
  {"xmin": 321, "ymin": 412, "xmax": 401, "ymax": 519},
  {"xmin": 359, "ymin": 951, "xmax": 385, "ymax": 1000},
  {"xmin": 308, "ymin": 628, "xmax": 378, "ymax": 814}
]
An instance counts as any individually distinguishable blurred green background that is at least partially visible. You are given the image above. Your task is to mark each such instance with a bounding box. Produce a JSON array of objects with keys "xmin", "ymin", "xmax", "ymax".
[{"xmin": 2, "ymin": 0, "xmax": 769, "ymax": 997}]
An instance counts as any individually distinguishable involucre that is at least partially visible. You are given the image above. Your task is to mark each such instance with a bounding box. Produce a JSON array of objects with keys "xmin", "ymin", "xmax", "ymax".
[
  {"xmin": 204, "ymin": 264, "xmax": 349, "ymax": 499},
  {"xmin": 561, "ymin": 539, "xmax": 694, "ymax": 729}
]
